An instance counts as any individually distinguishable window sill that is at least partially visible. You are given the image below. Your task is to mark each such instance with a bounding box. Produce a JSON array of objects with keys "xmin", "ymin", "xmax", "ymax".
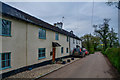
[
  {"xmin": 0, "ymin": 34, "xmax": 11, "ymax": 37},
  {"xmin": 38, "ymin": 57, "xmax": 46, "ymax": 60},
  {"xmin": 39, "ymin": 38, "xmax": 46, "ymax": 39},
  {"xmin": 0, "ymin": 66, "xmax": 11, "ymax": 70}
]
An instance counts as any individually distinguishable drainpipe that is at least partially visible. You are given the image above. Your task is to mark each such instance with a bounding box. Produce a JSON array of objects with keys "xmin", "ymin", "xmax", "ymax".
[
  {"xmin": 26, "ymin": 23, "xmax": 28, "ymax": 66},
  {"xmin": 69, "ymin": 37, "xmax": 71, "ymax": 56}
]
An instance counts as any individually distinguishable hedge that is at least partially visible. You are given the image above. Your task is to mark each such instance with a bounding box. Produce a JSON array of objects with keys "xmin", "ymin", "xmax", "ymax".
[{"xmin": 104, "ymin": 48, "xmax": 120, "ymax": 72}]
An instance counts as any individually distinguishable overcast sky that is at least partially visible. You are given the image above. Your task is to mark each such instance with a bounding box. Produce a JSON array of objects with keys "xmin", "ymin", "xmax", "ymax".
[{"xmin": 5, "ymin": 2, "xmax": 118, "ymax": 37}]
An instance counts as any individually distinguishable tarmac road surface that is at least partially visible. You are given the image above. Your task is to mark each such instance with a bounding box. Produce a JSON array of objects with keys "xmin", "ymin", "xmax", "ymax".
[{"xmin": 43, "ymin": 52, "xmax": 120, "ymax": 78}]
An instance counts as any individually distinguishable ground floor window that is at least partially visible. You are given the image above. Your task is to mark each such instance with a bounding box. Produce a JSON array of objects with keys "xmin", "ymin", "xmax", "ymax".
[
  {"xmin": 38, "ymin": 48, "xmax": 46, "ymax": 60},
  {"xmin": 0, "ymin": 52, "xmax": 11, "ymax": 70}
]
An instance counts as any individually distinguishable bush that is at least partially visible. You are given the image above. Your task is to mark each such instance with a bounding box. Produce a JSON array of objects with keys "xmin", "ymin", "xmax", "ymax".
[
  {"xmin": 89, "ymin": 47, "xmax": 95, "ymax": 54},
  {"xmin": 96, "ymin": 48, "xmax": 102, "ymax": 51},
  {"xmin": 105, "ymin": 48, "xmax": 120, "ymax": 72},
  {"xmin": 101, "ymin": 50, "xmax": 105, "ymax": 55}
]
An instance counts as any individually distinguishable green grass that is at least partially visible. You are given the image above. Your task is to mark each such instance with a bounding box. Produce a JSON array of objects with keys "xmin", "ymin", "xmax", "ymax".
[{"xmin": 104, "ymin": 48, "xmax": 120, "ymax": 72}]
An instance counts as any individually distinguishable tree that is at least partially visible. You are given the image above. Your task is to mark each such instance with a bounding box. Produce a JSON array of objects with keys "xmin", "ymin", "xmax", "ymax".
[
  {"xmin": 81, "ymin": 34, "xmax": 100, "ymax": 53},
  {"xmin": 108, "ymin": 28, "xmax": 118, "ymax": 48},
  {"xmin": 81, "ymin": 34, "xmax": 91, "ymax": 52},
  {"xmin": 113, "ymin": 39, "xmax": 120, "ymax": 47},
  {"xmin": 106, "ymin": 1, "xmax": 120, "ymax": 9},
  {"xmin": 106, "ymin": 1, "xmax": 120, "ymax": 45},
  {"xmin": 93, "ymin": 18, "xmax": 110, "ymax": 50},
  {"xmin": 91, "ymin": 36, "xmax": 100, "ymax": 50}
]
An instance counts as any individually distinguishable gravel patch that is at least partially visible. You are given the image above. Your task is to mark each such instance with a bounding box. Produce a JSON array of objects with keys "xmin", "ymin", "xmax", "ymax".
[{"xmin": 4, "ymin": 57, "xmax": 80, "ymax": 79}]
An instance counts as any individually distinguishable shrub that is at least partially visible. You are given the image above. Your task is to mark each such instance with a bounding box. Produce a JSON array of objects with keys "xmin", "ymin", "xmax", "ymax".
[
  {"xmin": 96, "ymin": 48, "xmax": 102, "ymax": 51},
  {"xmin": 89, "ymin": 47, "xmax": 95, "ymax": 54}
]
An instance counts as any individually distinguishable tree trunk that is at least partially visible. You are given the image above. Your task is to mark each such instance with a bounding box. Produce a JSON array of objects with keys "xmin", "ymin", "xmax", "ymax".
[
  {"xmin": 104, "ymin": 38, "xmax": 107, "ymax": 51},
  {"xmin": 118, "ymin": 1, "xmax": 120, "ymax": 44},
  {"xmin": 110, "ymin": 41, "xmax": 112, "ymax": 48}
]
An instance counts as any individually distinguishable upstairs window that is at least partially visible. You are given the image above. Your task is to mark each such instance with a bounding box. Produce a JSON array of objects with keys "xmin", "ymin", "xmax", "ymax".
[
  {"xmin": 55, "ymin": 32, "xmax": 59, "ymax": 40},
  {"xmin": 39, "ymin": 28, "xmax": 46, "ymax": 39},
  {"xmin": 38, "ymin": 48, "xmax": 46, "ymax": 60},
  {"xmin": 0, "ymin": 52, "xmax": 11, "ymax": 70},
  {"xmin": 0, "ymin": 18, "xmax": 11, "ymax": 36}
]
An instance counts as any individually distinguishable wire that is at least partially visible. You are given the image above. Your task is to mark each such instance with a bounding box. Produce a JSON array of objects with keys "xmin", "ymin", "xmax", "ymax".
[{"xmin": 91, "ymin": 0, "xmax": 94, "ymax": 27}]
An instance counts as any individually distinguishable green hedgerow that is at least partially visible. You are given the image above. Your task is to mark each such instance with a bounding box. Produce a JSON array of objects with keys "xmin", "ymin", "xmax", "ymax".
[{"xmin": 105, "ymin": 48, "xmax": 120, "ymax": 72}]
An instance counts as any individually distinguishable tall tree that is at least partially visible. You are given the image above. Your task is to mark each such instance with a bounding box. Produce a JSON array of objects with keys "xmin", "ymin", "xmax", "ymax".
[
  {"xmin": 93, "ymin": 19, "xmax": 110, "ymax": 50},
  {"xmin": 106, "ymin": 1, "xmax": 120, "ymax": 45}
]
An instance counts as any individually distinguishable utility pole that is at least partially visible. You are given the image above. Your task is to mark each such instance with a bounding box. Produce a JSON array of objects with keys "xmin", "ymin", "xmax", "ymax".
[{"xmin": 118, "ymin": 1, "xmax": 120, "ymax": 44}]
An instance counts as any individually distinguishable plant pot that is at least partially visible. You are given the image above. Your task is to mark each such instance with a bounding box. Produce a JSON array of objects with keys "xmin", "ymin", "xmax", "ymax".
[
  {"xmin": 67, "ymin": 59, "xmax": 71, "ymax": 62},
  {"xmin": 62, "ymin": 61, "xmax": 66, "ymax": 64},
  {"xmin": 71, "ymin": 57, "xmax": 74, "ymax": 60}
]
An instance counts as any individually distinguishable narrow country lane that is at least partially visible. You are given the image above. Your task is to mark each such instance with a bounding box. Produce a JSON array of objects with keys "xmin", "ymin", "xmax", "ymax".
[{"xmin": 43, "ymin": 52, "xmax": 120, "ymax": 78}]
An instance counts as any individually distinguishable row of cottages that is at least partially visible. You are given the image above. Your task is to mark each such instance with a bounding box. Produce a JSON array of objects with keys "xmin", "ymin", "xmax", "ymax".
[{"xmin": 0, "ymin": 2, "xmax": 82, "ymax": 77}]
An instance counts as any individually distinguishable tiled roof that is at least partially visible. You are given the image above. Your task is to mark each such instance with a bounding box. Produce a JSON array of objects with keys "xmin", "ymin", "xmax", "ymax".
[{"xmin": 0, "ymin": 2, "xmax": 81, "ymax": 40}]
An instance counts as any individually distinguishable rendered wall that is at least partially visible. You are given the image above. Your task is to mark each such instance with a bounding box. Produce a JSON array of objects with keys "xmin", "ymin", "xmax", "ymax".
[
  {"xmin": 69, "ymin": 37, "xmax": 82, "ymax": 55},
  {"xmin": 0, "ymin": 16, "xmax": 69, "ymax": 73},
  {"xmin": 1, "ymin": 16, "xmax": 27, "ymax": 73}
]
